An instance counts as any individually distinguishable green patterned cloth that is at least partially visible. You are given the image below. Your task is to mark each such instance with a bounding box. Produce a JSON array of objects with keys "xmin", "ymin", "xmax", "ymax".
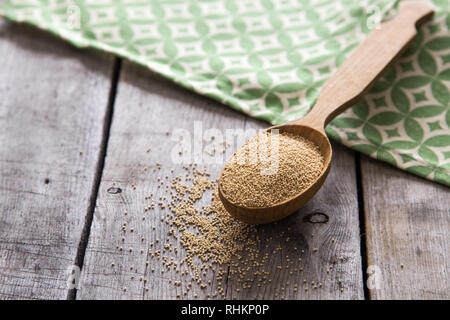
[{"xmin": 1, "ymin": 0, "xmax": 449, "ymax": 186}]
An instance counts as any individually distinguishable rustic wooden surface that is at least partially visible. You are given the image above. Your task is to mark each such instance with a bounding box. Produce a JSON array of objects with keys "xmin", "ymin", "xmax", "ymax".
[
  {"xmin": 0, "ymin": 20, "xmax": 448, "ymax": 300},
  {"xmin": 361, "ymin": 156, "xmax": 450, "ymax": 300},
  {"xmin": 0, "ymin": 21, "xmax": 114, "ymax": 299},
  {"xmin": 76, "ymin": 61, "xmax": 252, "ymax": 300},
  {"xmin": 224, "ymin": 120, "xmax": 363, "ymax": 300},
  {"xmin": 77, "ymin": 62, "xmax": 363, "ymax": 300}
]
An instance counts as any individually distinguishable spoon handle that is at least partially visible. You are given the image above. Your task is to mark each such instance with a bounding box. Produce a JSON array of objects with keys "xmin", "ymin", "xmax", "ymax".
[{"xmin": 297, "ymin": 2, "xmax": 434, "ymax": 131}]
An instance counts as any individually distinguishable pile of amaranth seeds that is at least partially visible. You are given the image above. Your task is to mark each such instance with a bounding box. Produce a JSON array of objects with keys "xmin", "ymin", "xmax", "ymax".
[
  {"xmin": 112, "ymin": 144, "xmax": 345, "ymax": 299},
  {"xmin": 219, "ymin": 131, "xmax": 324, "ymax": 207}
]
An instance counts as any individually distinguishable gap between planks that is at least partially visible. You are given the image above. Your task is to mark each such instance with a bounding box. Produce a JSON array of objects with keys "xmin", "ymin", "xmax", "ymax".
[
  {"xmin": 67, "ymin": 57, "xmax": 122, "ymax": 300},
  {"xmin": 354, "ymin": 153, "xmax": 370, "ymax": 300},
  {"xmin": 0, "ymin": 21, "xmax": 115, "ymax": 300},
  {"xmin": 361, "ymin": 156, "xmax": 449, "ymax": 300}
]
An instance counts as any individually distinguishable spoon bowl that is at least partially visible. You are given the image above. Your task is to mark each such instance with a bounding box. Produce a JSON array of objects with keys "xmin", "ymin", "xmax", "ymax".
[
  {"xmin": 219, "ymin": 124, "xmax": 332, "ymax": 224},
  {"xmin": 218, "ymin": 2, "xmax": 434, "ymax": 224}
]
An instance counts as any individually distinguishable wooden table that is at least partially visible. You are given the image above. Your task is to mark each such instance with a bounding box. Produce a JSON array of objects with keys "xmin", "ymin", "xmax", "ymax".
[{"xmin": 0, "ymin": 21, "xmax": 448, "ymax": 300}]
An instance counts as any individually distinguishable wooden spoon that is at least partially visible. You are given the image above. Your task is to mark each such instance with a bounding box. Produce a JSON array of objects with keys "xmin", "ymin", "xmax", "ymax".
[{"xmin": 218, "ymin": 2, "xmax": 434, "ymax": 224}]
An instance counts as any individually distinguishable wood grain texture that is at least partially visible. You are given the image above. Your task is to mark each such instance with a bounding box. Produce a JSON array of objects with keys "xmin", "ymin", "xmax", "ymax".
[
  {"xmin": 77, "ymin": 61, "xmax": 364, "ymax": 300},
  {"xmin": 0, "ymin": 21, "xmax": 114, "ymax": 299},
  {"xmin": 361, "ymin": 156, "xmax": 449, "ymax": 300},
  {"xmin": 76, "ymin": 61, "xmax": 250, "ymax": 299}
]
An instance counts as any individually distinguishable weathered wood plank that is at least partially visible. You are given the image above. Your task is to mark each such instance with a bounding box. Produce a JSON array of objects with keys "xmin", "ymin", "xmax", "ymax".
[
  {"xmin": 0, "ymin": 21, "xmax": 114, "ymax": 299},
  {"xmin": 77, "ymin": 61, "xmax": 249, "ymax": 300},
  {"xmin": 78, "ymin": 60, "xmax": 364, "ymax": 300},
  {"xmin": 224, "ymin": 127, "xmax": 364, "ymax": 300},
  {"xmin": 361, "ymin": 156, "xmax": 450, "ymax": 300}
]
